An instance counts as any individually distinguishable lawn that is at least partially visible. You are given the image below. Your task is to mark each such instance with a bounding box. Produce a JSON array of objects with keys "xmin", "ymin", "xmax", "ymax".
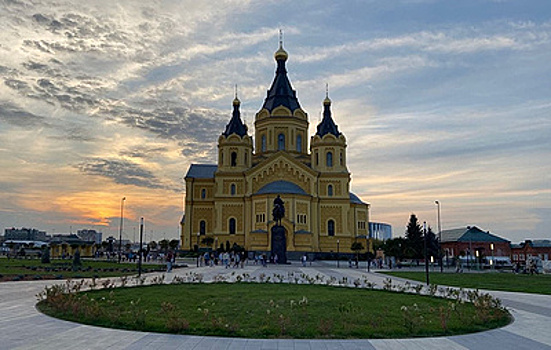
[
  {"xmin": 37, "ymin": 282, "xmax": 510, "ymax": 339},
  {"xmin": 0, "ymin": 257, "xmax": 165, "ymax": 281},
  {"xmin": 382, "ymin": 271, "xmax": 551, "ymax": 295}
]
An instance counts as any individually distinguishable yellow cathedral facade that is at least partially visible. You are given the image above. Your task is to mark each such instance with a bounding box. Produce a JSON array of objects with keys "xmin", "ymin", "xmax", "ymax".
[{"xmin": 181, "ymin": 43, "xmax": 370, "ymax": 256}]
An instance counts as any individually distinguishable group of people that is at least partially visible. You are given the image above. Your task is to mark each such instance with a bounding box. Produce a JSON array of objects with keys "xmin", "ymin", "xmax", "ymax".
[{"xmin": 199, "ymin": 251, "xmax": 247, "ymax": 268}]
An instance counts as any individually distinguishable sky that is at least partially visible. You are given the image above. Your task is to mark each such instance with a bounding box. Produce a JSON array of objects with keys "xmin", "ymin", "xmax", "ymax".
[{"xmin": 0, "ymin": 0, "xmax": 550, "ymax": 243}]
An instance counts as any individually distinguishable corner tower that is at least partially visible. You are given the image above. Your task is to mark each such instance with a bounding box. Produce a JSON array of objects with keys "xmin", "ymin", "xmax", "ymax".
[
  {"xmin": 218, "ymin": 95, "xmax": 253, "ymax": 172},
  {"xmin": 311, "ymin": 92, "xmax": 348, "ymax": 174},
  {"xmin": 254, "ymin": 41, "xmax": 309, "ymax": 160}
]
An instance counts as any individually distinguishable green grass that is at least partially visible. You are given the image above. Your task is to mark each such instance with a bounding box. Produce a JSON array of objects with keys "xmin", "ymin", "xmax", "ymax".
[
  {"xmin": 38, "ymin": 283, "xmax": 510, "ymax": 339},
  {"xmin": 0, "ymin": 257, "xmax": 164, "ymax": 281},
  {"xmin": 382, "ymin": 271, "xmax": 551, "ymax": 295}
]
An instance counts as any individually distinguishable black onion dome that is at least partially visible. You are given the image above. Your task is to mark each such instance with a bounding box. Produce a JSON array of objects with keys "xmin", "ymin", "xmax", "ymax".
[
  {"xmin": 222, "ymin": 97, "xmax": 248, "ymax": 137},
  {"xmin": 316, "ymin": 96, "xmax": 340, "ymax": 137}
]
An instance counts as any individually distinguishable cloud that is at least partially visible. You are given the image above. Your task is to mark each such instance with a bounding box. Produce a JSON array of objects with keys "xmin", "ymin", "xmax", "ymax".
[
  {"xmin": 77, "ymin": 158, "xmax": 170, "ymax": 190},
  {"xmin": 0, "ymin": 103, "xmax": 49, "ymax": 128}
]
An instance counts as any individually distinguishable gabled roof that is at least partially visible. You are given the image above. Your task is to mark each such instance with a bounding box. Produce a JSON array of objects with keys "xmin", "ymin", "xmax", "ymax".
[
  {"xmin": 255, "ymin": 180, "xmax": 308, "ymax": 196},
  {"xmin": 261, "ymin": 44, "xmax": 301, "ymax": 113},
  {"xmin": 441, "ymin": 226, "xmax": 510, "ymax": 243},
  {"xmin": 349, "ymin": 192, "xmax": 366, "ymax": 205},
  {"xmin": 185, "ymin": 164, "xmax": 217, "ymax": 179}
]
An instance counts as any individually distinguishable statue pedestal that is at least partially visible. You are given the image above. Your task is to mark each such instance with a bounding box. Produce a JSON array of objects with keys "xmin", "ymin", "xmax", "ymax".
[{"xmin": 271, "ymin": 225, "xmax": 287, "ymax": 264}]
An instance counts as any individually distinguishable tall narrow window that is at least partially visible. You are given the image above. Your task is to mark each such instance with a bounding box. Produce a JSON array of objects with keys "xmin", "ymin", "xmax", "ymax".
[
  {"xmin": 326, "ymin": 151, "xmax": 333, "ymax": 167},
  {"xmin": 201, "ymin": 188, "xmax": 206, "ymax": 199},
  {"xmin": 231, "ymin": 152, "xmax": 237, "ymax": 167},
  {"xmin": 230, "ymin": 183, "xmax": 236, "ymax": 195},
  {"xmin": 328, "ymin": 184, "xmax": 333, "ymax": 197},
  {"xmin": 315, "ymin": 152, "xmax": 319, "ymax": 166},
  {"xmin": 328, "ymin": 220, "xmax": 335, "ymax": 236},
  {"xmin": 278, "ymin": 133, "xmax": 285, "ymax": 150},
  {"xmin": 244, "ymin": 152, "xmax": 248, "ymax": 165},
  {"xmin": 229, "ymin": 218, "xmax": 236, "ymax": 234},
  {"xmin": 340, "ymin": 151, "xmax": 343, "ymax": 166},
  {"xmin": 200, "ymin": 220, "xmax": 206, "ymax": 235},
  {"xmin": 296, "ymin": 134, "xmax": 302, "ymax": 152},
  {"xmin": 261, "ymin": 135, "xmax": 267, "ymax": 152}
]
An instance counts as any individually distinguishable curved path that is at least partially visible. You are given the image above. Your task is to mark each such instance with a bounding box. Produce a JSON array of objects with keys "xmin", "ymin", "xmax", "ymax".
[{"xmin": 1, "ymin": 264, "xmax": 550, "ymax": 350}]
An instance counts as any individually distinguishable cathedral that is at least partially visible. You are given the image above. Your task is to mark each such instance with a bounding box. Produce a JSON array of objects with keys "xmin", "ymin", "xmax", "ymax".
[{"xmin": 180, "ymin": 42, "xmax": 370, "ymax": 256}]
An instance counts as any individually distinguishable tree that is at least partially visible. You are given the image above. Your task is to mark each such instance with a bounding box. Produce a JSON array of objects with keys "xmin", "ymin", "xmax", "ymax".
[
  {"xmin": 148, "ymin": 240, "xmax": 158, "ymax": 251},
  {"xmin": 425, "ymin": 226, "xmax": 439, "ymax": 260},
  {"xmin": 382, "ymin": 237, "xmax": 407, "ymax": 261},
  {"xmin": 41, "ymin": 246, "xmax": 51, "ymax": 264},
  {"xmin": 159, "ymin": 239, "xmax": 169, "ymax": 253},
  {"xmin": 405, "ymin": 214, "xmax": 424, "ymax": 260},
  {"xmin": 351, "ymin": 241, "xmax": 364, "ymax": 263},
  {"xmin": 72, "ymin": 249, "xmax": 81, "ymax": 269},
  {"xmin": 168, "ymin": 239, "xmax": 179, "ymax": 251}
]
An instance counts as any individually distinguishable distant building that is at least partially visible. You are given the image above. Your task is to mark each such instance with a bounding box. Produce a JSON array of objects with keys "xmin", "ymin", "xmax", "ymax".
[
  {"xmin": 77, "ymin": 229, "xmax": 102, "ymax": 244},
  {"xmin": 511, "ymin": 240, "xmax": 551, "ymax": 263},
  {"xmin": 369, "ymin": 222, "xmax": 392, "ymax": 240},
  {"xmin": 49, "ymin": 234, "xmax": 95, "ymax": 258},
  {"xmin": 440, "ymin": 226, "xmax": 511, "ymax": 259},
  {"xmin": 4, "ymin": 227, "xmax": 49, "ymax": 241}
]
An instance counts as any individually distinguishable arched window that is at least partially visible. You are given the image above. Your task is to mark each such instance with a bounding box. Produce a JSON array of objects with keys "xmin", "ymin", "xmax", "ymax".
[
  {"xmin": 201, "ymin": 188, "xmax": 206, "ymax": 199},
  {"xmin": 231, "ymin": 152, "xmax": 237, "ymax": 167},
  {"xmin": 199, "ymin": 220, "xmax": 206, "ymax": 235},
  {"xmin": 261, "ymin": 135, "xmax": 267, "ymax": 152},
  {"xmin": 229, "ymin": 218, "xmax": 236, "ymax": 234},
  {"xmin": 328, "ymin": 220, "xmax": 335, "ymax": 236},
  {"xmin": 278, "ymin": 133, "xmax": 285, "ymax": 150},
  {"xmin": 296, "ymin": 134, "xmax": 302, "ymax": 152},
  {"xmin": 326, "ymin": 151, "xmax": 333, "ymax": 167},
  {"xmin": 230, "ymin": 183, "xmax": 236, "ymax": 195},
  {"xmin": 340, "ymin": 151, "xmax": 343, "ymax": 166},
  {"xmin": 220, "ymin": 152, "xmax": 224, "ymax": 165},
  {"xmin": 244, "ymin": 151, "xmax": 248, "ymax": 165},
  {"xmin": 328, "ymin": 184, "xmax": 333, "ymax": 197},
  {"xmin": 315, "ymin": 152, "xmax": 319, "ymax": 166}
]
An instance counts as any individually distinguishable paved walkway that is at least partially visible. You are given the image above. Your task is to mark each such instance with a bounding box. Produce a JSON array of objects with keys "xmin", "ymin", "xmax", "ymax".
[{"xmin": 1, "ymin": 264, "xmax": 550, "ymax": 349}]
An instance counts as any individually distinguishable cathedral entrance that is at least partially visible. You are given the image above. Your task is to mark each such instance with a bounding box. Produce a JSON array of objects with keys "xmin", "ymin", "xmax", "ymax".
[{"xmin": 271, "ymin": 225, "xmax": 287, "ymax": 264}]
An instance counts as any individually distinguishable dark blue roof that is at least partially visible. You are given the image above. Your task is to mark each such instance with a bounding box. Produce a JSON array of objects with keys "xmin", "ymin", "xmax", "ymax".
[
  {"xmin": 185, "ymin": 164, "xmax": 217, "ymax": 179},
  {"xmin": 349, "ymin": 192, "xmax": 365, "ymax": 204},
  {"xmin": 255, "ymin": 180, "xmax": 308, "ymax": 195},
  {"xmin": 262, "ymin": 50, "xmax": 301, "ymax": 113},
  {"xmin": 222, "ymin": 100, "xmax": 248, "ymax": 137},
  {"xmin": 316, "ymin": 99, "xmax": 341, "ymax": 137},
  {"xmin": 441, "ymin": 226, "xmax": 510, "ymax": 243}
]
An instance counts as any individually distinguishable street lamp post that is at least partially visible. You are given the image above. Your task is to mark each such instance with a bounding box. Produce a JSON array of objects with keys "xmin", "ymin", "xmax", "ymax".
[
  {"xmin": 435, "ymin": 200, "xmax": 443, "ymax": 272},
  {"xmin": 424, "ymin": 221, "xmax": 430, "ymax": 285},
  {"xmin": 196, "ymin": 232, "xmax": 200, "ymax": 267},
  {"xmin": 337, "ymin": 239, "xmax": 340, "ymax": 268},
  {"xmin": 118, "ymin": 197, "xmax": 126, "ymax": 263},
  {"xmin": 366, "ymin": 236, "xmax": 370, "ymax": 273},
  {"xmin": 475, "ymin": 250, "xmax": 480, "ymax": 270},
  {"xmin": 138, "ymin": 217, "xmax": 144, "ymax": 277}
]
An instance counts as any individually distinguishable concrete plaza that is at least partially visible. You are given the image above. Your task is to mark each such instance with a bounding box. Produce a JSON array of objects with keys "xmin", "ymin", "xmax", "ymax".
[{"xmin": 0, "ymin": 263, "xmax": 550, "ymax": 349}]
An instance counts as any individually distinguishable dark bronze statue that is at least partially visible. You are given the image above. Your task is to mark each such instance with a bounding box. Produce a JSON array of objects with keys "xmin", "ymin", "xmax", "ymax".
[{"xmin": 272, "ymin": 195, "xmax": 285, "ymax": 225}]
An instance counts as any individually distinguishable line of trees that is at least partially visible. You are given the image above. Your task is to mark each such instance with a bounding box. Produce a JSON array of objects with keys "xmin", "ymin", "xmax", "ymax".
[{"xmin": 382, "ymin": 214, "xmax": 440, "ymax": 262}]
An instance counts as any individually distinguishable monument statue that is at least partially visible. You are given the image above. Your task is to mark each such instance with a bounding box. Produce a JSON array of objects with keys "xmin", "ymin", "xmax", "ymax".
[
  {"xmin": 272, "ymin": 195, "xmax": 285, "ymax": 225},
  {"xmin": 271, "ymin": 195, "xmax": 287, "ymax": 264}
]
